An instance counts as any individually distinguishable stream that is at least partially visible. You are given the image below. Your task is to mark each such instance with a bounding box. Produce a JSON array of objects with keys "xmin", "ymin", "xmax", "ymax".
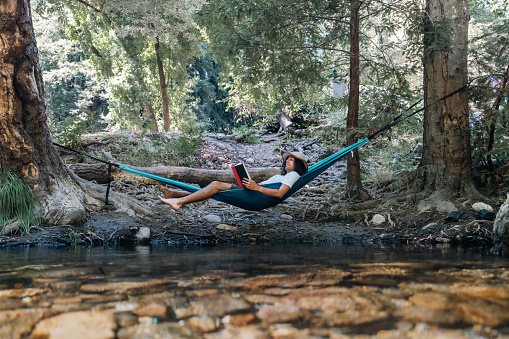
[{"xmin": 0, "ymin": 244, "xmax": 508, "ymax": 338}]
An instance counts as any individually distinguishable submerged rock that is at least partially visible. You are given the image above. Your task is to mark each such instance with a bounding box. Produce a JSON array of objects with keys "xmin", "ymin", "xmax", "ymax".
[
  {"xmin": 191, "ymin": 294, "xmax": 251, "ymax": 317},
  {"xmin": 32, "ymin": 311, "xmax": 116, "ymax": 339}
]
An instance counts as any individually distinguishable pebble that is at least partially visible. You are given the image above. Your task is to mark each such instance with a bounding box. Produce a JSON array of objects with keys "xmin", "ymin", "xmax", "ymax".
[
  {"xmin": 136, "ymin": 227, "xmax": 151, "ymax": 244},
  {"xmin": 4, "ymin": 260, "xmax": 509, "ymax": 338},
  {"xmin": 222, "ymin": 313, "xmax": 256, "ymax": 326},
  {"xmin": 216, "ymin": 224, "xmax": 238, "ymax": 231},
  {"xmin": 206, "ymin": 325, "xmax": 269, "ymax": 339},
  {"xmin": 371, "ymin": 214, "xmax": 386, "ymax": 225},
  {"xmin": 203, "ymin": 214, "xmax": 222, "ymax": 223},
  {"xmin": 472, "ymin": 202, "xmax": 493, "ymax": 212},
  {"xmin": 2, "ymin": 221, "xmax": 20, "ymax": 235}
]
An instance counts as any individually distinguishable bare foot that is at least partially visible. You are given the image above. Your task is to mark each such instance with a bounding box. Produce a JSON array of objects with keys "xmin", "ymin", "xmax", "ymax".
[
  {"xmin": 156, "ymin": 182, "xmax": 176, "ymax": 199},
  {"xmin": 158, "ymin": 196, "xmax": 182, "ymax": 211}
]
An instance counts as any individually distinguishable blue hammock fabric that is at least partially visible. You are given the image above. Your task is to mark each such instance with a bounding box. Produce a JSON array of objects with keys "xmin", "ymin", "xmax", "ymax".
[{"xmin": 119, "ymin": 137, "xmax": 370, "ymax": 211}]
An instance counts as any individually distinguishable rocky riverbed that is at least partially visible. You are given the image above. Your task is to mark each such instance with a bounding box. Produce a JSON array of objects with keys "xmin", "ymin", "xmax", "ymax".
[{"xmin": 0, "ymin": 245, "xmax": 508, "ymax": 338}]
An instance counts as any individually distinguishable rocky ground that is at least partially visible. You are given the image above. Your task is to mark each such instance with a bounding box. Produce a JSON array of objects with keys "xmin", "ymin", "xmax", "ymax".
[{"xmin": 0, "ymin": 132, "xmax": 503, "ymax": 249}]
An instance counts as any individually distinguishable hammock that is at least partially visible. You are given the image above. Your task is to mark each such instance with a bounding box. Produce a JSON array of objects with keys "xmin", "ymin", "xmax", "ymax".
[
  {"xmin": 53, "ymin": 82, "xmax": 469, "ymax": 211},
  {"xmin": 119, "ymin": 138, "xmax": 369, "ymax": 211}
]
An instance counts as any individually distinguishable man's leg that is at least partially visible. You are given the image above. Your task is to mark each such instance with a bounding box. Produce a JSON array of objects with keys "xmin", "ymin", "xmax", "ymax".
[
  {"xmin": 156, "ymin": 182, "xmax": 190, "ymax": 199},
  {"xmin": 159, "ymin": 181, "xmax": 232, "ymax": 211}
]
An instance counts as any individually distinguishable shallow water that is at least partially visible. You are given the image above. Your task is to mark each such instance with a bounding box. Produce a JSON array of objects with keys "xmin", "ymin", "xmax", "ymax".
[{"xmin": 1, "ymin": 244, "xmax": 508, "ymax": 338}]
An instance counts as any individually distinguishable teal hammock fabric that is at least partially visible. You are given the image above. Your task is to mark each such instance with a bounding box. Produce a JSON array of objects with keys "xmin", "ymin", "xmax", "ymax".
[{"xmin": 119, "ymin": 137, "xmax": 370, "ymax": 211}]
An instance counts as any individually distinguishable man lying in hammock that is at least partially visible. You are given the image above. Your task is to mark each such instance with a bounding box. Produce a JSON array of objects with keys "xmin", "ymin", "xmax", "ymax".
[{"xmin": 157, "ymin": 151, "xmax": 308, "ymax": 211}]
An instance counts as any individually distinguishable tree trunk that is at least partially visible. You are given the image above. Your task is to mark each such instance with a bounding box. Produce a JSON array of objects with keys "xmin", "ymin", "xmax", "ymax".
[
  {"xmin": 144, "ymin": 102, "xmax": 159, "ymax": 133},
  {"xmin": 419, "ymin": 0, "xmax": 475, "ymax": 197},
  {"xmin": 155, "ymin": 38, "xmax": 170, "ymax": 132},
  {"xmin": 0, "ymin": 0, "xmax": 87, "ymax": 224},
  {"xmin": 345, "ymin": 1, "xmax": 369, "ymax": 201},
  {"xmin": 0, "ymin": 1, "xmax": 152, "ymax": 224}
]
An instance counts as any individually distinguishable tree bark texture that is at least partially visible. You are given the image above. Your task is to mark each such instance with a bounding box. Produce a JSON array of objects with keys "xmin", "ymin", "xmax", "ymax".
[
  {"xmin": 420, "ymin": 0, "xmax": 474, "ymax": 196},
  {"xmin": 69, "ymin": 163, "xmax": 113, "ymax": 184},
  {"xmin": 144, "ymin": 102, "xmax": 159, "ymax": 133},
  {"xmin": 155, "ymin": 38, "xmax": 170, "ymax": 132},
  {"xmin": 0, "ymin": 0, "xmax": 86, "ymax": 224},
  {"xmin": 345, "ymin": 1, "xmax": 369, "ymax": 201}
]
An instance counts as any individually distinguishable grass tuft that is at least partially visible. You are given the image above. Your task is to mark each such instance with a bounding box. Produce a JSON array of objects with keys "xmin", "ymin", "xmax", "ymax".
[{"xmin": 0, "ymin": 169, "xmax": 35, "ymax": 235}]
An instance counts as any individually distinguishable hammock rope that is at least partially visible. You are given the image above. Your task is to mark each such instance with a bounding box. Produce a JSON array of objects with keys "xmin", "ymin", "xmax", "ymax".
[{"xmin": 53, "ymin": 83, "xmax": 469, "ymax": 211}]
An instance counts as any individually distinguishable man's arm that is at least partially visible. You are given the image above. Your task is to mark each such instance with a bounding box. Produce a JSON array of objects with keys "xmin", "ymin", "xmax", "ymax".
[{"xmin": 242, "ymin": 178, "xmax": 290, "ymax": 198}]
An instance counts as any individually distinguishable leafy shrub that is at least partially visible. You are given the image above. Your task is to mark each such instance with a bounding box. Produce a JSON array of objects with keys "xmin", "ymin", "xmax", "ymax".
[
  {"xmin": 0, "ymin": 169, "xmax": 35, "ymax": 235},
  {"xmin": 233, "ymin": 125, "xmax": 260, "ymax": 144},
  {"xmin": 88, "ymin": 132, "xmax": 203, "ymax": 168},
  {"xmin": 51, "ymin": 110, "xmax": 95, "ymax": 148}
]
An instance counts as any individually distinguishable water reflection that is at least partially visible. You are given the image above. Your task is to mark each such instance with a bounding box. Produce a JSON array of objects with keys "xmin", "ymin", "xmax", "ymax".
[
  {"xmin": 0, "ymin": 244, "xmax": 505, "ymax": 286},
  {"xmin": 0, "ymin": 244, "xmax": 508, "ymax": 338}
]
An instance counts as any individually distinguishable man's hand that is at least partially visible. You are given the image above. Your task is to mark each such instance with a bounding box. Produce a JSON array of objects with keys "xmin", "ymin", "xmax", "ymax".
[{"xmin": 242, "ymin": 178, "xmax": 259, "ymax": 191}]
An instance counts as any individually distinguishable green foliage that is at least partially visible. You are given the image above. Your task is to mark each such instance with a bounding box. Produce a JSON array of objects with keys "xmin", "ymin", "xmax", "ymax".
[
  {"xmin": 197, "ymin": 0, "xmax": 416, "ymax": 117},
  {"xmin": 51, "ymin": 110, "xmax": 95, "ymax": 148},
  {"xmin": 33, "ymin": 9, "xmax": 109, "ymax": 138},
  {"xmin": 0, "ymin": 169, "xmax": 36, "ymax": 235},
  {"xmin": 423, "ymin": 18, "xmax": 452, "ymax": 58},
  {"xmin": 468, "ymin": 4, "xmax": 509, "ymax": 170},
  {"xmin": 470, "ymin": 0, "xmax": 509, "ymax": 19},
  {"xmin": 38, "ymin": 0, "xmax": 206, "ymax": 134},
  {"xmin": 87, "ymin": 132, "xmax": 202, "ymax": 167},
  {"xmin": 187, "ymin": 55, "xmax": 237, "ymax": 133},
  {"xmin": 232, "ymin": 125, "xmax": 260, "ymax": 144}
]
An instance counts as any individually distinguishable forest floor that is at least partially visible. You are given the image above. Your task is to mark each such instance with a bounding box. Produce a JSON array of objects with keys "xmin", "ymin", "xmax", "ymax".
[{"xmin": 0, "ymin": 132, "xmax": 502, "ymax": 249}]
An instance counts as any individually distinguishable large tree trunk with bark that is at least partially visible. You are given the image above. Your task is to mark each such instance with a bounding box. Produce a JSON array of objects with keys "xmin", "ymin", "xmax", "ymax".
[
  {"xmin": 345, "ymin": 1, "xmax": 369, "ymax": 201},
  {"xmin": 0, "ymin": 1, "xmax": 150, "ymax": 224},
  {"xmin": 0, "ymin": 0, "xmax": 88, "ymax": 224},
  {"xmin": 419, "ymin": 0, "xmax": 475, "ymax": 197}
]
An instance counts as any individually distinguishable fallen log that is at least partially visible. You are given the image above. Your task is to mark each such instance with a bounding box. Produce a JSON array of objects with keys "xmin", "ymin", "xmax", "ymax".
[
  {"xmin": 68, "ymin": 163, "xmax": 113, "ymax": 184},
  {"xmin": 68, "ymin": 163, "xmax": 280, "ymax": 188}
]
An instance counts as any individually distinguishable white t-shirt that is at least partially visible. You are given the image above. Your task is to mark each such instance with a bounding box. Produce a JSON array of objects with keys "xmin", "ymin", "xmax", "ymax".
[{"xmin": 260, "ymin": 171, "xmax": 301, "ymax": 188}]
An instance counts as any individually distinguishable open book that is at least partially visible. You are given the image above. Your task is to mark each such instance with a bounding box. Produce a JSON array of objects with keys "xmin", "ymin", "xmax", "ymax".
[{"xmin": 231, "ymin": 163, "xmax": 251, "ymax": 188}]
